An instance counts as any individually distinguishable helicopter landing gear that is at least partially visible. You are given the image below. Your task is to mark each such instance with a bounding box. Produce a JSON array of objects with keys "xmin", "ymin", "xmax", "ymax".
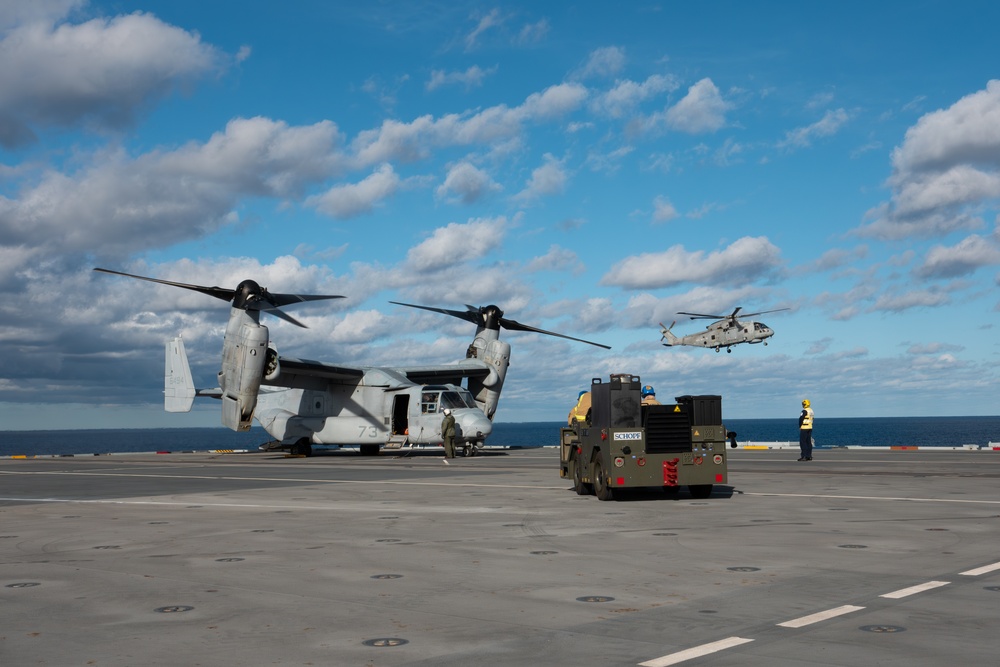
[{"xmin": 291, "ymin": 438, "xmax": 312, "ymax": 457}]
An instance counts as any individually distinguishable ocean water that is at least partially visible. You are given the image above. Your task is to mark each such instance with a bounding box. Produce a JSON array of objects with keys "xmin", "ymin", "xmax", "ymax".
[{"xmin": 2, "ymin": 416, "xmax": 999, "ymax": 457}]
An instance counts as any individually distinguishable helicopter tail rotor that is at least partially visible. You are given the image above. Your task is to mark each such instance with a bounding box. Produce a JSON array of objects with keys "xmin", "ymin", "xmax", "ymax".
[{"xmin": 659, "ymin": 321, "xmax": 680, "ymax": 347}]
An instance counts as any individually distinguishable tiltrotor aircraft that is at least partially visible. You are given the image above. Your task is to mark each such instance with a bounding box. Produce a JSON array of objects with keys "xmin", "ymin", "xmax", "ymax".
[
  {"xmin": 660, "ymin": 307, "xmax": 788, "ymax": 353},
  {"xmin": 94, "ymin": 268, "xmax": 609, "ymax": 457}
]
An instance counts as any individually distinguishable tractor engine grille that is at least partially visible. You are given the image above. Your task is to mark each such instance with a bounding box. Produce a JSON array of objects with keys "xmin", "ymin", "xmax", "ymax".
[{"xmin": 643, "ymin": 406, "xmax": 692, "ymax": 454}]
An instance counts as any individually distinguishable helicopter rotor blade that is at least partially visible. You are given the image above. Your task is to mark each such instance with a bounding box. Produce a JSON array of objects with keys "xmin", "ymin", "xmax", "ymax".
[
  {"xmin": 734, "ymin": 307, "xmax": 790, "ymax": 318},
  {"xmin": 677, "ymin": 311, "xmax": 727, "ymax": 320}
]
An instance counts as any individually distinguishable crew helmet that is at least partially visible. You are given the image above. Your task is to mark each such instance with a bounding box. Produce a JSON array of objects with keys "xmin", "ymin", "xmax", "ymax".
[
  {"xmin": 641, "ymin": 385, "xmax": 656, "ymax": 397},
  {"xmin": 802, "ymin": 399, "xmax": 810, "ymax": 408},
  {"xmin": 443, "ymin": 408, "xmax": 451, "ymax": 415}
]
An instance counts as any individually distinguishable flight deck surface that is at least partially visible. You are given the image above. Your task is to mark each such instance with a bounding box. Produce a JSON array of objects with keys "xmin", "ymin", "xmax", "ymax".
[{"xmin": 1, "ymin": 448, "xmax": 998, "ymax": 666}]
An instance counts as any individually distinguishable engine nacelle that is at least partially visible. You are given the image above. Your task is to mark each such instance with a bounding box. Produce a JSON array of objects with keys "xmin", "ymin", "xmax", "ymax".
[
  {"xmin": 219, "ymin": 317, "xmax": 269, "ymax": 431},
  {"xmin": 466, "ymin": 338, "xmax": 510, "ymax": 419}
]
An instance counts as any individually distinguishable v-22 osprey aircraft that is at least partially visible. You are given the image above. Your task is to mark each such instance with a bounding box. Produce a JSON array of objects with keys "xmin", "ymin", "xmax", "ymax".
[
  {"xmin": 95, "ymin": 268, "xmax": 609, "ymax": 457},
  {"xmin": 660, "ymin": 307, "xmax": 788, "ymax": 353}
]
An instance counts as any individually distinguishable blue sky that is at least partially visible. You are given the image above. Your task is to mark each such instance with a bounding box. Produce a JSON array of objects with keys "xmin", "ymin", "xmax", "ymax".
[{"xmin": 1, "ymin": 0, "xmax": 999, "ymax": 430}]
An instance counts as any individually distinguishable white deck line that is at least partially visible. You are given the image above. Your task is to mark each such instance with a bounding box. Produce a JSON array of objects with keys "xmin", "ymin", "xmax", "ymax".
[
  {"xmin": 960, "ymin": 561, "xmax": 1000, "ymax": 576},
  {"xmin": 638, "ymin": 636, "xmax": 755, "ymax": 667},
  {"xmin": 880, "ymin": 581, "xmax": 950, "ymax": 599},
  {"xmin": 777, "ymin": 604, "xmax": 865, "ymax": 628}
]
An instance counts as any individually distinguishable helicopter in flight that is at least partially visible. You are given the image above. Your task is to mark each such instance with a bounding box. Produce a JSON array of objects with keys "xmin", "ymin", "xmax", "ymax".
[
  {"xmin": 95, "ymin": 268, "xmax": 609, "ymax": 457},
  {"xmin": 660, "ymin": 306, "xmax": 788, "ymax": 353}
]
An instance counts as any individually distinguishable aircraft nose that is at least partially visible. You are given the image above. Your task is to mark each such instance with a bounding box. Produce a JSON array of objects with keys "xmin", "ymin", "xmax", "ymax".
[{"xmin": 458, "ymin": 411, "xmax": 493, "ymax": 440}]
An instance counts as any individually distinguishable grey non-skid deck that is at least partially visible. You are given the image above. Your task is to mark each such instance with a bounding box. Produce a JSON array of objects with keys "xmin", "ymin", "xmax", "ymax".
[{"xmin": 1, "ymin": 448, "xmax": 998, "ymax": 666}]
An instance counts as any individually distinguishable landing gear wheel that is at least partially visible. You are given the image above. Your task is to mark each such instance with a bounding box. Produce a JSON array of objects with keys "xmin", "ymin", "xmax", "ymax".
[
  {"xmin": 593, "ymin": 457, "xmax": 614, "ymax": 501},
  {"xmin": 291, "ymin": 438, "xmax": 312, "ymax": 457},
  {"xmin": 573, "ymin": 454, "xmax": 593, "ymax": 495},
  {"xmin": 359, "ymin": 444, "xmax": 379, "ymax": 456},
  {"xmin": 462, "ymin": 444, "xmax": 472, "ymax": 457},
  {"xmin": 689, "ymin": 484, "xmax": 713, "ymax": 499}
]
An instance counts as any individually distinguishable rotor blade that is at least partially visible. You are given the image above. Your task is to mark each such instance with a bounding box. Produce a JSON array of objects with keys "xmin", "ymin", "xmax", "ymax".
[
  {"xmin": 391, "ymin": 301, "xmax": 611, "ymax": 349},
  {"xmin": 260, "ymin": 304, "xmax": 307, "ymax": 328},
  {"xmin": 677, "ymin": 311, "xmax": 727, "ymax": 320},
  {"xmin": 389, "ymin": 301, "xmax": 482, "ymax": 325},
  {"xmin": 264, "ymin": 291, "xmax": 346, "ymax": 308},
  {"xmin": 93, "ymin": 268, "xmax": 235, "ymax": 302},
  {"xmin": 735, "ymin": 307, "xmax": 790, "ymax": 318},
  {"xmin": 497, "ymin": 316, "xmax": 611, "ymax": 349}
]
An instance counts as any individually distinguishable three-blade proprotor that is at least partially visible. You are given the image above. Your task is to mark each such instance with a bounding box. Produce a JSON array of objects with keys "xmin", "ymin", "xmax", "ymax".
[
  {"xmin": 390, "ymin": 301, "xmax": 611, "ymax": 349},
  {"xmin": 93, "ymin": 268, "xmax": 345, "ymax": 328}
]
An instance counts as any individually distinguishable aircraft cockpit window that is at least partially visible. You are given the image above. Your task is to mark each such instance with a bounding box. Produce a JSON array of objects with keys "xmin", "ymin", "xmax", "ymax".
[
  {"xmin": 440, "ymin": 391, "xmax": 473, "ymax": 410},
  {"xmin": 421, "ymin": 392, "xmax": 439, "ymax": 414},
  {"xmin": 457, "ymin": 388, "xmax": 478, "ymax": 408}
]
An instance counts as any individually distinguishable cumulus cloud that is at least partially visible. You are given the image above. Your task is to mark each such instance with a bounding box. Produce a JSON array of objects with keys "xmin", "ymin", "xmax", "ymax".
[
  {"xmin": 663, "ymin": 78, "xmax": 730, "ymax": 134},
  {"xmin": 602, "ymin": 236, "xmax": 783, "ymax": 289},
  {"xmin": 591, "ymin": 74, "xmax": 678, "ymax": 118},
  {"xmin": 0, "ymin": 117, "xmax": 342, "ymax": 268},
  {"xmin": 306, "ymin": 163, "xmax": 401, "ymax": 218},
  {"xmin": 0, "ymin": 9, "xmax": 226, "ymax": 147},
  {"xmin": 515, "ymin": 153, "xmax": 568, "ymax": 201},
  {"xmin": 405, "ymin": 217, "xmax": 507, "ymax": 272},
  {"xmin": 436, "ymin": 161, "xmax": 501, "ymax": 204},
  {"xmin": 858, "ymin": 80, "xmax": 1000, "ymax": 239},
  {"xmin": 350, "ymin": 82, "xmax": 587, "ymax": 167},
  {"xmin": 652, "ymin": 196, "xmax": 679, "ymax": 223},
  {"xmin": 913, "ymin": 234, "xmax": 1000, "ymax": 279}
]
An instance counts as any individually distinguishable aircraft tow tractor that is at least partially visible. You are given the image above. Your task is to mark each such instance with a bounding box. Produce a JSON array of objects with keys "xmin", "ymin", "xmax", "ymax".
[{"xmin": 560, "ymin": 374, "xmax": 736, "ymax": 501}]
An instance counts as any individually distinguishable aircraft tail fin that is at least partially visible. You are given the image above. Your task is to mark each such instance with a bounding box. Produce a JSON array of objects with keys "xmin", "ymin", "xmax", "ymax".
[
  {"xmin": 659, "ymin": 321, "xmax": 679, "ymax": 347},
  {"xmin": 165, "ymin": 337, "xmax": 196, "ymax": 412}
]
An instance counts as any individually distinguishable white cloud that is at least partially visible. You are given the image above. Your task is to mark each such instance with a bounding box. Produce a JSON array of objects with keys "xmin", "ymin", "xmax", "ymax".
[
  {"xmin": 306, "ymin": 163, "xmax": 401, "ymax": 219},
  {"xmin": 426, "ymin": 65, "xmax": 497, "ymax": 91},
  {"xmin": 602, "ymin": 237, "xmax": 783, "ymax": 290},
  {"xmin": 515, "ymin": 154, "xmax": 567, "ymax": 201},
  {"xmin": 524, "ymin": 245, "xmax": 582, "ymax": 274},
  {"xmin": 652, "ymin": 196, "xmax": 678, "ymax": 223},
  {"xmin": 464, "ymin": 8, "xmax": 503, "ymax": 51},
  {"xmin": 436, "ymin": 161, "xmax": 501, "ymax": 204},
  {"xmin": 663, "ymin": 78, "xmax": 730, "ymax": 134},
  {"xmin": 516, "ymin": 19, "xmax": 549, "ymax": 45},
  {"xmin": 0, "ymin": 10, "xmax": 225, "ymax": 146},
  {"xmin": 859, "ymin": 80, "xmax": 1000, "ymax": 239},
  {"xmin": 405, "ymin": 217, "xmax": 508, "ymax": 272},
  {"xmin": 350, "ymin": 82, "xmax": 587, "ymax": 167},
  {"xmin": 777, "ymin": 108, "xmax": 849, "ymax": 150},
  {"xmin": 914, "ymin": 234, "xmax": 1000, "ymax": 279},
  {"xmin": 576, "ymin": 46, "xmax": 626, "ymax": 79},
  {"xmin": 872, "ymin": 289, "xmax": 949, "ymax": 312},
  {"xmin": 0, "ymin": 117, "xmax": 342, "ymax": 266},
  {"xmin": 592, "ymin": 74, "xmax": 678, "ymax": 118}
]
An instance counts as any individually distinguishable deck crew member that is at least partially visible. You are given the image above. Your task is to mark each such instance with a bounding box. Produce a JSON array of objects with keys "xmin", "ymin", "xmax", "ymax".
[
  {"xmin": 441, "ymin": 408, "xmax": 456, "ymax": 459},
  {"xmin": 641, "ymin": 385, "xmax": 661, "ymax": 406},
  {"xmin": 798, "ymin": 399, "xmax": 814, "ymax": 461}
]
